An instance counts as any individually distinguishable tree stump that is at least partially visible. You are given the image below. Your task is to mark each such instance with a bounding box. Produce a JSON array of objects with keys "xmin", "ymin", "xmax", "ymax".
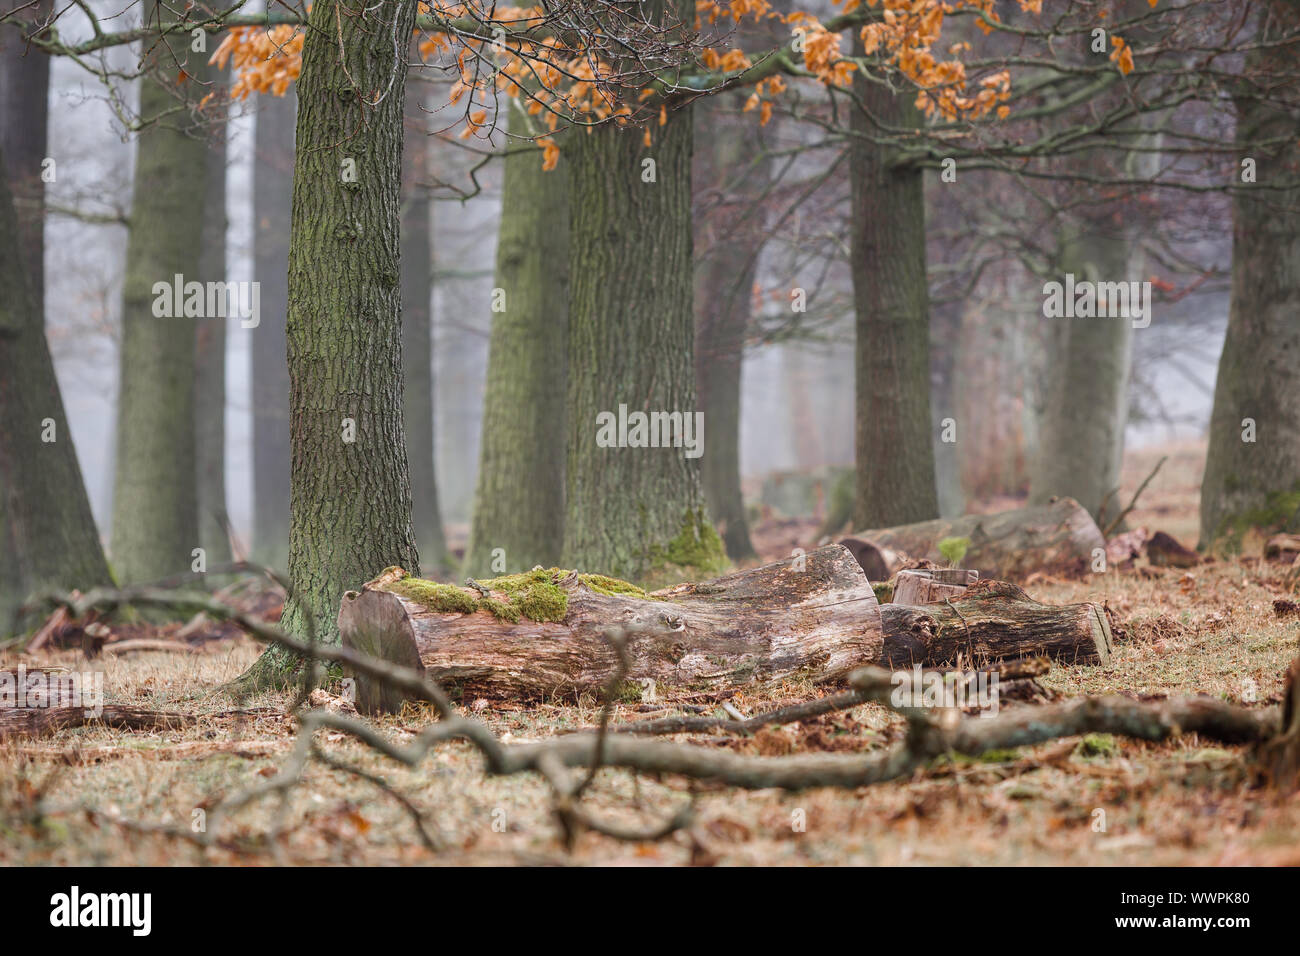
[{"xmin": 891, "ymin": 568, "xmax": 978, "ymax": 606}]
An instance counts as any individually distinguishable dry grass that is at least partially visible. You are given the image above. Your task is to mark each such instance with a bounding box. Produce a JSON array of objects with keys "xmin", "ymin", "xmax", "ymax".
[{"xmin": 3, "ymin": 442, "xmax": 1298, "ymax": 866}]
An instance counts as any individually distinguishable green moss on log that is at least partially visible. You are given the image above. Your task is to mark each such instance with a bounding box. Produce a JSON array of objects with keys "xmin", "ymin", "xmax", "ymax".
[{"xmin": 381, "ymin": 565, "xmax": 660, "ymax": 624}]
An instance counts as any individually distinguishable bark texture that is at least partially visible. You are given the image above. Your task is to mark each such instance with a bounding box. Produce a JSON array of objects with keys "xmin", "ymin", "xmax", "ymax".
[
  {"xmin": 849, "ymin": 56, "xmax": 939, "ymax": 528},
  {"xmin": 110, "ymin": 3, "xmax": 203, "ymax": 583},
  {"xmin": 693, "ymin": 94, "xmax": 761, "ymax": 562},
  {"xmin": 0, "ymin": 0, "xmax": 49, "ymax": 320},
  {"xmin": 195, "ymin": 58, "xmax": 232, "ymax": 568},
  {"xmin": 879, "ymin": 579, "xmax": 1114, "ymax": 667},
  {"xmin": 251, "ymin": 91, "xmax": 295, "ymax": 568},
  {"xmin": 1199, "ymin": 0, "xmax": 1300, "ymax": 550},
  {"xmin": 842, "ymin": 497, "xmax": 1105, "ymax": 581},
  {"xmin": 1028, "ymin": 228, "xmax": 1134, "ymax": 524},
  {"xmin": 339, "ymin": 544, "xmax": 882, "ymax": 710},
  {"xmin": 246, "ymin": 0, "xmax": 421, "ymax": 683},
  {"xmin": 466, "ymin": 100, "xmax": 569, "ymax": 576},
  {"xmin": 562, "ymin": 108, "xmax": 720, "ymax": 581},
  {"xmin": 0, "ymin": 147, "xmax": 113, "ymax": 626},
  {"xmin": 401, "ymin": 86, "xmax": 448, "ymax": 574}
]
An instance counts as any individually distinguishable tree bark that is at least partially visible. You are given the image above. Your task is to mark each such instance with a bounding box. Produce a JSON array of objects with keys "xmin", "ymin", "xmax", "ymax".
[
  {"xmin": 841, "ymin": 496, "xmax": 1105, "ymax": 581},
  {"xmin": 465, "ymin": 99, "xmax": 569, "ymax": 576},
  {"xmin": 561, "ymin": 106, "xmax": 722, "ymax": 582},
  {"xmin": 0, "ymin": 146, "xmax": 113, "ymax": 627},
  {"xmin": 1028, "ymin": 227, "xmax": 1134, "ymax": 525},
  {"xmin": 1199, "ymin": 0, "xmax": 1300, "ymax": 551},
  {"xmin": 693, "ymin": 94, "xmax": 761, "ymax": 562},
  {"xmin": 849, "ymin": 53, "xmax": 939, "ymax": 529},
  {"xmin": 879, "ymin": 579, "xmax": 1114, "ymax": 667},
  {"xmin": 195, "ymin": 56, "xmax": 232, "ymax": 569},
  {"xmin": 240, "ymin": 0, "xmax": 421, "ymax": 687},
  {"xmin": 0, "ymin": 0, "xmax": 49, "ymax": 321},
  {"xmin": 339, "ymin": 544, "xmax": 882, "ymax": 710},
  {"xmin": 110, "ymin": 1, "xmax": 203, "ymax": 584},
  {"xmin": 251, "ymin": 91, "xmax": 295, "ymax": 569},
  {"xmin": 401, "ymin": 81, "xmax": 449, "ymax": 574}
]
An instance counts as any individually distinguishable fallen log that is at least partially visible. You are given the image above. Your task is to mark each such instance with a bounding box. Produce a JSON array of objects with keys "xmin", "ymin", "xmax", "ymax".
[
  {"xmin": 841, "ymin": 497, "xmax": 1105, "ymax": 581},
  {"xmin": 879, "ymin": 580, "xmax": 1114, "ymax": 668},
  {"xmin": 0, "ymin": 706, "xmax": 194, "ymax": 739},
  {"xmin": 338, "ymin": 545, "xmax": 886, "ymax": 713}
]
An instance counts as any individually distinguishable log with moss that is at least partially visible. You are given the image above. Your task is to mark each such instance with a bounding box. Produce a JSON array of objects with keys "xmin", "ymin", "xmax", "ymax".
[
  {"xmin": 879, "ymin": 580, "xmax": 1113, "ymax": 668},
  {"xmin": 841, "ymin": 497, "xmax": 1105, "ymax": 582},
  {"xmin": 337, "ymin": 545, "xmax": 886, "ymax": 712}
]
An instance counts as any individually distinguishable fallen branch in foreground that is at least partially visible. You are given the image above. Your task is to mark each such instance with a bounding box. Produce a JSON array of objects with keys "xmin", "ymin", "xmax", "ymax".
[{"xmin": 27, "ymin": 583, "xmax": 1298, "ymax": 859}]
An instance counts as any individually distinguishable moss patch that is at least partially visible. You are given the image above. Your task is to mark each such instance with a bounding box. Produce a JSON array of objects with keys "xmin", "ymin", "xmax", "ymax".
[
  {"xmin": 1216, "ymin": 484, "xmax": 1300, "ymax": 552},
  {"xmin": 579, "ymin": 573, "xmax": 647, "ymax": 598},
  {"xmin": 387, "ymin": 577, "xmax": 479, "ymax": 615},
  {"xmin": 643, "ymin": 509, "xmax": 728, "ymax": 587},
  {"xmin": 386, "ymin": 568, "xmax": 568, "ymax": 623}
]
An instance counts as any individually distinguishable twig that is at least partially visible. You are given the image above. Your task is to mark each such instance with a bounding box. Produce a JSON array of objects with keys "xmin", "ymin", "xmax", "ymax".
[{"xmin": 1103, "ymin": 455, "xmax": 1167, "ymax": 538}]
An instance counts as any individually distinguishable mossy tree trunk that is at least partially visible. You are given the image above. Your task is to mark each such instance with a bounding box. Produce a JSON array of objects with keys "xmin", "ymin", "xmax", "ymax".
[
  {"xmin": 0, "ymin": 146, "xmax": 113, "ymax": 627},
  {"xmin": 466, "ymin": 99, "xmax": 569, "ymax": 577},
  {"xmin": 195, "ymin": 57, "xmax": 233, "ymax": 571},
  {"xmin": 110, "ymin": 1, "xmax": 203, "ymax": 584},
  {"xmin": 849, "ymin": 58, "xmax": 939, "ymax": 529},
  {"xmin": 251, "ymin": 91, "xmax": 295, "ymax": 569},
  {"xmin": 1199, "ymin": 0, "xmax": 1300, "ymax": 550},
  {"xmin": 401, "ymin": 81, "xmax": 449, "ymax": 575},
  {"xmin": 240, "ymin": 0, "xmax": 421, "ymax": 686},
  {"xmin": 561, "ymin": 108, "xmax": 722, "ymax": 583},
  {"xmin": 693, "ymin": 93, "xmax": 760, "ymax": 562}
]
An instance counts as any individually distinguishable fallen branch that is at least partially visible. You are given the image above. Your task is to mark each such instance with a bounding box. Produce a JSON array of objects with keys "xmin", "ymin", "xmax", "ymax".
[{"xmin": 1103, "ymin": 455, "xmax": 1167, "ymax": 538}]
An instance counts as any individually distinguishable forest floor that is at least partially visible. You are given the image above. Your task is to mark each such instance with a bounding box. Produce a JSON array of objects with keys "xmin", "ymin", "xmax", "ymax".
[{"xmin": 2, "ymin": 441, "xmax": 1299, "ymax": 866}]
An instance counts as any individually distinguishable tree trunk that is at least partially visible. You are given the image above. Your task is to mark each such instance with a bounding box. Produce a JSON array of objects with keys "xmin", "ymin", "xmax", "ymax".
[
  {"xmin": 110, "ymin": 2, "xmax": 202, "ymax": 584},
  {"xmin": 0, "ymin": 146, "xmax": 113, "ymax": 627},
  {"xmin": 339, "ymin": 544, "xmax": 881, "ymax": 710},
  {"xmin": 879, "ymin": 580, "xmax": 1114, "ymax": 667},
  {"xmin": 841, "ymin": 496, "xmax": 1104, "ymax": 581},
  {"xmin": 0, "ymin": 0, "xmax": 49, "ymax": 321},
  {"xmin": 929, "ymin": 297, "xmax": 965, "ymax": 517},
  {"xmin": 465, "ymin": 99, "xmax": 569, "ymax": 576},
  {"xmin": 251, "ymin": 91, "xmax": 295, "ymax": 569},
  {"xmin": 240, "ymin": 0, "xmax": 420, "ymax": 687},
  {"xmin": 849, "ymin": 55, "xmax": 939, "ymax": 528},
  {"xmin": 561, "ymin": 107, "xmax": 723, "ymax": 582},
  {"xmin": 1199, "ymin": 0, "xmax": 1300, "ymax": 551},
  {"xmin": 195, "ymin": 57, "xmax": 232, "ymax": 570},
  {"xmin": 693, "ymin": 94, "xmax": 761, "ymax": 562},
  {"xmin": 1028, "ymin": 228, "xmax": 1134, "ymax": 525},
  {"xmin": 401, "ymin": 82, "xmax": 448, "ymax": 575}
]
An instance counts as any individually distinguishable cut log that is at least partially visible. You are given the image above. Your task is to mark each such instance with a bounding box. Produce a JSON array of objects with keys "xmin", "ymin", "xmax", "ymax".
[
  {"xmin": 891, "ymin": 568, "xmax": 978, "ymax": 606},
  {"xmin": 842, "ymin": 497, "xmax": 1105, "ymax": 581},
  {"xmin": 338, "ymin": 545, "xmax": 885, "ymax": 713},
  {"xmin": 879, "ymin": 580, "xmax": 1113, "ymax": 668}
]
